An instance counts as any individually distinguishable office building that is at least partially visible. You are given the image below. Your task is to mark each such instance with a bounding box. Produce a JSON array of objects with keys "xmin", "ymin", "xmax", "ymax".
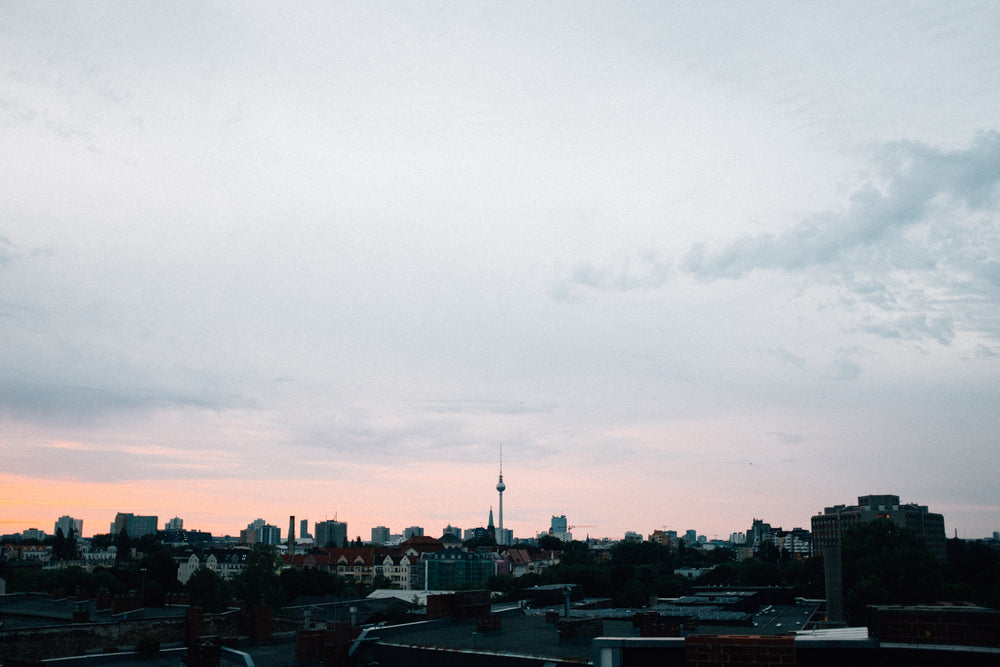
[
  {"xmin": 812, "ymin": 494, "xmax": 947, "ymax": 624},
  {"xmin": 54, "ymin": 515, "xmax": 82, "ymax": 538},
  {"xmin": 113, "ymin": 513, "xmax": 158, "ymax": 539},
  {"xmin": 258, "ymin": 524, "xmax": 281, "ymax": 545},
  {"xmin": 372, "ymin": 526, "xmax": 390, "ymax": 544},
  {"xmin": 812, "ymin": 494, "xmax": 946, "ymax": 560},
  {"xmin": 315, "ymin": 519, "xmax": 347, "ymax": 547}
]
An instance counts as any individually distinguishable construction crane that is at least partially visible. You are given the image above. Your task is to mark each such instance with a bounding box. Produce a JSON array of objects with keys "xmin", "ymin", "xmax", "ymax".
[{"xmin": 569, "ymin": 524, "xmax": 595, "ymax": 531}]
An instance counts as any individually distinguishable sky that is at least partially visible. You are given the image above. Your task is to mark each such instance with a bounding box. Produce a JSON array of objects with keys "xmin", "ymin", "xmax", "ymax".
[{"xmin": 2, "ymin": 2, "xmax": 999, "ymax": 543}]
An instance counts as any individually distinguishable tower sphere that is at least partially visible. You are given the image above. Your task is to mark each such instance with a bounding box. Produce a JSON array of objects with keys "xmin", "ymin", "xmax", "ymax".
[{"xmin": 497, "ymin": 477, "xmax": 506, "ymax": 492}]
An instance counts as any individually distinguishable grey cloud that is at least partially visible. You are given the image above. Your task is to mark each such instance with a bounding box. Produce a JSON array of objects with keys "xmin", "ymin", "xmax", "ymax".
[
  {"xmin": 767, "ymin": 431, "xmax": 806, "ymax": 444},
  {"xmin": 0, "ymin": 380, "xmax": 224, "ymax": 424},
  {"xmin": 828, "ymin": 355, "xmax": 862, "ymax": 382},
  {"xmin": 860, "ymin": 314, "xmax": 955, "ymax": 345},
  {"xmin": 422, "ymin": 398, "xmax": 556, "ymax": 415},
  {"xmin": 682, "ymin": 132, "xmax": 1000, "ymax": 344},
  {"xmin": 555, "ymin": 249, "xmax": 671, "ymax": 298},
  {"xmin": 0, "ymin": 236, "xmax": 19, "ymax": 266},
  {"xmin": 769, "ymin": 347, "xmax": 807, "ymax": 370},
  {"xmin": 769, "ymin": 346, "xmax": 862, "ymax": 381},
  {"xmin": 684, "ymin": 131, "xmax": 1000, "ymax": 280},
  {"xmin": 974, "ymin": 344, "xmax": 1000, "ymax": 359}
]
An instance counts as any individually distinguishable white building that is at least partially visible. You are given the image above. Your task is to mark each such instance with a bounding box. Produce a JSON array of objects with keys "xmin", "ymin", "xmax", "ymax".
[
  {"xmin": 54, "ymin": 516, "xmax": 83, "ymax": 538},
  {"xmin": 176, "ymin": 547, "xmax": 251, "ymax": 584}
]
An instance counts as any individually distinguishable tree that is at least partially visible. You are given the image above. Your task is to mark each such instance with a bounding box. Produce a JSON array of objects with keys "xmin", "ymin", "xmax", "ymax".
[
  {"xmin": 840, "ymin": 519, "xmax": 943, "ymax": 624},
  {"xmin": 754, "ymin": 541, "xmax": 780, "ymax": 563},
  {"xmin": 538, "ymin": 534, "xmax": 563, "ymax": 551},
  {"xmin": 464, "ymin": 534, "xmax": 498, "ymax": 549},
  {"xmin": 141, "ymin": 549, "xmax": 180, "ymax": 602},
  {"xmin": 91, "ymin": 533, "xmax": 114, "ymax": 549},
  {"xmin": 65, "ymin": 525, "xmax": 79, "ymax": 561},
  {"xmin": 232, "ymin": 543, "xmax": 284, "ymax": 608},
  {"xmin": 115, "ymin": 531, "xmax": 133, "ymax": 566},
  {"xmin": 944, "ymin": 538, "xmax": 1000, "ymax": 609},
  {"xmin": 187, "ymin": 567, "xmax": 227, "ymax": 612},
  {"xmin": 617, "ymin": 578, "xmax": 650, "ymax": 608},
  {"xmin": 52, "ymin": 528, "xmax": 67, "ymax": 561}
]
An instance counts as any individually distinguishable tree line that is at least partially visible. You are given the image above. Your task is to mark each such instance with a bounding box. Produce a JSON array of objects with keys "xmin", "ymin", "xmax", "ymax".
[{"xmin": 3, "ymin": 521, "xmax": 997, "ymax": 626}]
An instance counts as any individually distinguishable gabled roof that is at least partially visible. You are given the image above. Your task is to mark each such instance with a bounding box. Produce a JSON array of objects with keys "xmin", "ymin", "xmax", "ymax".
[
  {"xmin": 506, "ymin": 548, "xmax": 534, "ymax": 566},
  {"xmin": 400, "ymin": 536, "xmax": 443, "ymax": 553},
  {"xmin": 439, "ymin": 533, "xmax": 463, "ymax": 546}
]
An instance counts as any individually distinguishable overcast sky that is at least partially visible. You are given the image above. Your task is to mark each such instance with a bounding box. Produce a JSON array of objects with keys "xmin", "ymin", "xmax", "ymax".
[{"xmin": 2, "ymin": 2, "xmax": 999, "ymax": 542}]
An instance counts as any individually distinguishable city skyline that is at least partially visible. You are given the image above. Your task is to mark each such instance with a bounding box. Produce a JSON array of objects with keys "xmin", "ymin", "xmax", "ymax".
[
  {"xmin": 2, "ymin": 489, "xmax": 979, "ymax": 544},
  {"xmin": 2, "ymin": 4, "xmax": 999, "ymax": 542}
]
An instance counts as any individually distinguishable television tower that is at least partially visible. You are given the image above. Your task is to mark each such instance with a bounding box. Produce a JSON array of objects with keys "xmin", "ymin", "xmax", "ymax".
[{"xmin": 496, "ymin": 443, "xmax": 506, "ymax": 545}]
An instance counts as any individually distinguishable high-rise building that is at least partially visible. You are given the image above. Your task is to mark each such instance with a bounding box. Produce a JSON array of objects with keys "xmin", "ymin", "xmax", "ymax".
[
  {"xmin": 240, "ymin": 518, "xmax": 267, "ymax": 544},
  {"xmin": 812, "ymin": 494, "xmax": 946, "ymax": 559},
  {"xmin": 372, "ymin": 526, "xmax": 390, "ymax": 544},
  {"xmin": 113, "ymin": 513, "xmax": 158, "ymax": 539},
  {"xmin": 548, "ymin": 515, "xmax": 571, "ymax": 542},
  {"xmin": 258, "ymin": 524, "xmax": 282, "ymax": 545},
  {"xmin": 403, "ymin": 526, "xmax": 424, "ymax": 540},
  {"xmin": 647, "ymin": 530, "xmax": 670, "ymax": 545},
  {"xmin": 54, "ymin": 515, "xmax": 82, "ymax": 538},
  {"xmin": 442, "ymin": 524, "xmax": 462, "ymax": 538},
  {"xmin": 166, "ymin": 517, "xmax": 183, "ymax": 530},
  {"xmin": 300, "ymin": 519, "xmax": 312, "ymax": 539},
  {"xmin": 240, "ymin": 519, "xmax": 281, "ymax": 545},
  {"xmin": 812, "ymin": 494, "xmax": 947, "ymax": 624},
  {"xmin": 316, "ymin": 519, "xmax": 347, "ymax": 547}
]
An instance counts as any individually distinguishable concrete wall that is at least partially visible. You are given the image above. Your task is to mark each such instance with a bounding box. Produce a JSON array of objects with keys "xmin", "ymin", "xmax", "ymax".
[
  {"xmin": 685, "ymin": 635, "xmax": 795, "ymax": 667},
  {"xmin": 871, "ymin": 606, "xmax": 1000, "ymax": 648}
]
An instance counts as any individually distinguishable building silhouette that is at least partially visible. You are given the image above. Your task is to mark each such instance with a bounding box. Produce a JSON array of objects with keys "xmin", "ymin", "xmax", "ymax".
[
  {"xmin": 812, "ymin": 494, "xmax": 947, "ymax": 624},
  {"xmin": 315, "ymin": 519, "xmax": 347, "ymax": 547},
  {"xmin": 371, "ymin": 526, "xmax": 390, "ymax": 544},
  {"xmin": 53, "ymin": 515, "xmax": 82, "ymax": 538},
  {"xmin": 112, "ymin": 513, "xmax": 158, "ymax": 539}
]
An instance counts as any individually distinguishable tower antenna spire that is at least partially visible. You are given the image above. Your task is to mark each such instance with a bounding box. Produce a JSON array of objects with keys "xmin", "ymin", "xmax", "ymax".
[{"xmin": 496, "ymin": 441, "xmax": 506, "ymax": 545}]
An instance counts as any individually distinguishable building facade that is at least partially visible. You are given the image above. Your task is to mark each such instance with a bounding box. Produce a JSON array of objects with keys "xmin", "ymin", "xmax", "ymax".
[
  {"xmin": 113, "ymin": 513, "xmax": 158, "ymax": 539},
  {"xmin": 54, "ymin": 516, "xmax": 82, "ymax": 538},
  {"xmin": 424, "ymin": 548, "xmax": 495, "ymax": 590},
  {"xmin": 315, "ymin": 519, "xmax": 348, "ymax": 547},
  {"xmin": 812, "ymin": 494, "xmax": 946, "ymax": 560},
  {"xmin": 812, "ymin": 494, "xmax": 947, "ymax": 624}
]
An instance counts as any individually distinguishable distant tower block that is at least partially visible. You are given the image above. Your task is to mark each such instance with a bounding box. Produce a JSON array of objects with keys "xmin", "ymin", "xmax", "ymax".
[{"xmin": 497, "ymin": 444, "xmax": 506, "ymax": 545}]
